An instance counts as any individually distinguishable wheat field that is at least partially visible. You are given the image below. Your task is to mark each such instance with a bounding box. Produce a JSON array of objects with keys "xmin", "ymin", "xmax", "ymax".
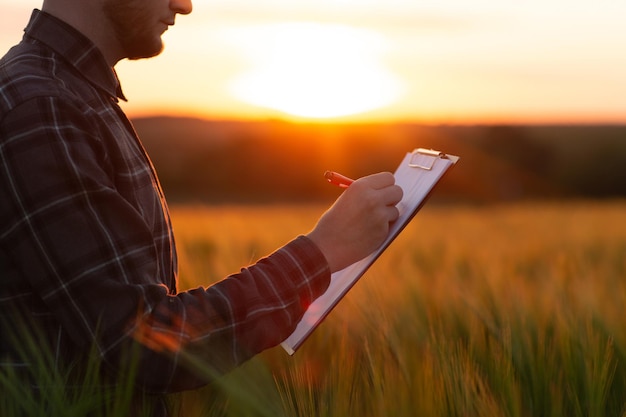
[
  {"xmin": 169, "ymin": 201, "xmax": 626, "ymax": 417},
  {"xmin": 3, "ymin": 201, "xmax": 626, "ymax": 416}
]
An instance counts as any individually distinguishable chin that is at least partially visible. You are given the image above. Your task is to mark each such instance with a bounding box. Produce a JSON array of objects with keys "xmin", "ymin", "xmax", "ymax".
[{"xmin": 126, "ymin": 38, "xmax": 165, "ymax": 60}]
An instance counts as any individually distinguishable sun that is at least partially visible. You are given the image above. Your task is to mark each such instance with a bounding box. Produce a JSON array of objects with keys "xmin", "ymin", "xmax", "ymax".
[{"xmin": 226, "ymin": 22, "xmax": 403, "ymax": 119}]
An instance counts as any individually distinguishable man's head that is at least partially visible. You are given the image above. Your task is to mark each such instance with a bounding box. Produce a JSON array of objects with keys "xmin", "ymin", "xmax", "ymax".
[
  {"xmin": 102, "ymin": 0, "xmax": 192, "ymax": 61},
  {"xmin": 42, "ymin": 0, "xmax": 192, "ymax": 65}
]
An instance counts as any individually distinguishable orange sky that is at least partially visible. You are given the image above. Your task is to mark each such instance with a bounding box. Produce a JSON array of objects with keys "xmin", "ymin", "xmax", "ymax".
[{"xmin": 2, "ymin": 1, "xmax": 626, "ymax": 124}]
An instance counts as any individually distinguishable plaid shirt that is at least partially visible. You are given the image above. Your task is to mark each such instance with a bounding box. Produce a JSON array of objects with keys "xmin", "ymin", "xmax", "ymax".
[{"xmin": 0, "ymin": 9, "xmax": 330, "ymax": 395}]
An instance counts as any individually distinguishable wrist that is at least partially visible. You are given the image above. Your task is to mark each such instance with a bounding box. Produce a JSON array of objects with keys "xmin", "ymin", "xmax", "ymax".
[{"xmin": 305, "ymin": 230, "xmax": 340, "ymax": 273}]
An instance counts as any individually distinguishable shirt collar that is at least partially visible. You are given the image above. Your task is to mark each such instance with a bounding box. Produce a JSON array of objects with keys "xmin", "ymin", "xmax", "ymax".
[{"xmin": 24, "ymin": 9, "xmax": 127, "ymax": 102}]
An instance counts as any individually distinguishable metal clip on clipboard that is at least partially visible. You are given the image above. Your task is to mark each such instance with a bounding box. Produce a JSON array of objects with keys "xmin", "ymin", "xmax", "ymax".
[{"xmin": 408, "ymin": 148, "xmax": 449, "ymax": 170}]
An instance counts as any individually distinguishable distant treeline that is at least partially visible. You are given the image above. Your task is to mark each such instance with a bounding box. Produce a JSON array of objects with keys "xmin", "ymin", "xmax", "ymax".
[{"xmin": 132, "ymin": 117, "xmax": 626, "ymax": 203}]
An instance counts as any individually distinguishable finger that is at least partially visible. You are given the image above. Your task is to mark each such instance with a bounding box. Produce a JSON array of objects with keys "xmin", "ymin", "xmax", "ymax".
[
  {"xmin": 360, "ymin": 172, "xmax": 396, "ymax": 190},
  {"xmin": 387, "ymin": 205, "xmax": 400, "ymax": 222},
  {"xmin": 378, "ymin": 184, "xmax": 404, "ymax": 206}
]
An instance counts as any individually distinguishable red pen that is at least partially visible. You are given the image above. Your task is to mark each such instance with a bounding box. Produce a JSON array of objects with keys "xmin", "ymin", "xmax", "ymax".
[{"xmin": 324, "ymin": 170, "xmax": 354, "ymax": 188}]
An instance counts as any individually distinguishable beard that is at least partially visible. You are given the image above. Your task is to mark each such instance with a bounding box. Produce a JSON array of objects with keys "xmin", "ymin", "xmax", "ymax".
[{"xmin": 102, "ymin": 0, "xmax": 165, "ymax": 60}]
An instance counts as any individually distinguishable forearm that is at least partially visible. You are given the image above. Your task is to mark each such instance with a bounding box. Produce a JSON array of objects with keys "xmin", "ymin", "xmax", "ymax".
[{"xmin": 126, "ymin": 235, "xmax": 330, "ymax": 392}]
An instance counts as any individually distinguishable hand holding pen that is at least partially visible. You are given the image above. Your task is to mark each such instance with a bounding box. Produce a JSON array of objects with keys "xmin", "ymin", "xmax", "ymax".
[{"xmin": 306, "ymin": 171, "xmax": 403, "ymax": 272}]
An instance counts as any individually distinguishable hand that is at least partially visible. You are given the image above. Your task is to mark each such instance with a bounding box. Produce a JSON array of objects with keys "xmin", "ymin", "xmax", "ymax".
[{"xmin": 306, "ymin": 172, "xmax": 403, "ymax": 272}]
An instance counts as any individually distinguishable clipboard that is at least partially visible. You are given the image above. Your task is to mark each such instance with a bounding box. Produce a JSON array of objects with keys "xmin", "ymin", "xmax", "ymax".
[{"xmin": 281, "ymin": 149, "xmax": 459, "ymax": 354}]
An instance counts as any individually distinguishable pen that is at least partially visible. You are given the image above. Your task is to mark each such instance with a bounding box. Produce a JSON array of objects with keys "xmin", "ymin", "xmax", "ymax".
[{"xmin": 324, "ymin": 170, "xmax": 354, "ymax": 188}]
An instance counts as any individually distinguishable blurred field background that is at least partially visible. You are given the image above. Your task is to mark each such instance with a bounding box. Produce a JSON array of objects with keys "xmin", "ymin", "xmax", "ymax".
[
  {"xmin": 145, "ymin": 119, "xmax": 626, "ymax": 416},
  {"xmin": 4, "ymin": 119, "xmax": 626, "ymax": 416},
  {"xmin": 135, "ymin": 118, "xmax": 626, "ymax": 203},
  {"xmin": 168, "ymin": 200, "xmax": 626, "ymax": 416}
]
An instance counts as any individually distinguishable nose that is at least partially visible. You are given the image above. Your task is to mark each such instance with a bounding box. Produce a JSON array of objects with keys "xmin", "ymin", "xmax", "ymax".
[{"xmin": 171, "ymin": 0, "xmax": 192, "ymax": 15}]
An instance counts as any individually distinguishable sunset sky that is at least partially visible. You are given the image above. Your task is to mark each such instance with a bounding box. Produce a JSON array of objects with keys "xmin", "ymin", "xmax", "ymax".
[{"xmin": 1, "ymin": 0, "xmax": 625, "ymax": 124}]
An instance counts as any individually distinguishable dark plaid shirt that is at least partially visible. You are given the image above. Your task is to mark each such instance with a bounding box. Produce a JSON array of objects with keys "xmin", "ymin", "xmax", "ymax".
[{"xmin": 0, "ymin": 9, "xmax": 329, "ymax": 395}]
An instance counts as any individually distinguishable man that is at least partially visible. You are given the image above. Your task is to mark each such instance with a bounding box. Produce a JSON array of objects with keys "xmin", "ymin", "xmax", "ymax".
[{"xmin": 0, "ymin": 0, "xmax": 403, "ymax": 414}]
